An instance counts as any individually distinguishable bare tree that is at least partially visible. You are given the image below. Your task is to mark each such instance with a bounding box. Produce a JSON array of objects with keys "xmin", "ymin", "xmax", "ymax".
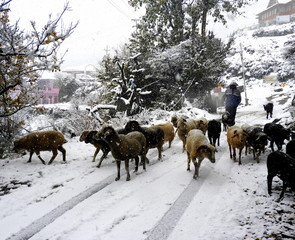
[{"xmin": 0, "ymin": 1, "xmax": 78, "ymax": 118}]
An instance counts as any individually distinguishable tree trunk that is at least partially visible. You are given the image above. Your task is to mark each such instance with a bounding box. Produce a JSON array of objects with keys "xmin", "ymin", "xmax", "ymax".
[{"xmin": 201, "ymin": 8, "xmax": 207, "ymax": 37}]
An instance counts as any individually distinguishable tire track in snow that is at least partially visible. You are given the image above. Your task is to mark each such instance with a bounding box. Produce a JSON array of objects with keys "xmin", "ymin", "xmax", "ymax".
[
  {"xmin": 145, "ymin": 172, "xmax": 207, "ymax": 240},
  {"xmin": 7, "ymin": 174, "xmax": 117, "ymax": 240},
  {"xmin": 145, "ymin": 147, "xmax": 231, "ymax": 240},
  {"xmin": 7, "ymin": 147, "xmax": 177, "ymax": 240}
]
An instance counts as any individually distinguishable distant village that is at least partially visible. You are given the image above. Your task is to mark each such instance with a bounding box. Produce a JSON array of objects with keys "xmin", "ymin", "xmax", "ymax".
[{"xmin": 39, "ymin": 0, "xmax": 295, "ymax": 105}]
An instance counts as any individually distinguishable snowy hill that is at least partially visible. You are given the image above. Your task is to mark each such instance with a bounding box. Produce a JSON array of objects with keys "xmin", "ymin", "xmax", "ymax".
[
  {"xmin": 224, "ymin": 22, "xmax": 295, "ymax": 82},
  {"xmin": 0, "ymin": 24, "xmax": 295, "ymax": 240}
]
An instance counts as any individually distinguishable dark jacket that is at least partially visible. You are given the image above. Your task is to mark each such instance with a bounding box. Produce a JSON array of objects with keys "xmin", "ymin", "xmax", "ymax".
[{"xmin": 225, "ymin": 87, "xmax": 241, "ymax": 108}]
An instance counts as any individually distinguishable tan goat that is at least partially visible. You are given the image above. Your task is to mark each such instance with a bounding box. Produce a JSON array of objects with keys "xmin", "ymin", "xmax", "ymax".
[
  {"xmin": 227, "ymin": 126, "xmax": 248, "ymax": 165},
  {"xmin": 194, "ymin": 117, "xmax": 208, "ymax": 134},
  {"xmin": 176, "ymin": 117, "xmax": 197, "ymax": 152},
  {"xmin": 157, "ymin": 122, "xmax": 175, "ymax": 148},
  {"xmin": 186, "ymin": 129, "xmax": 217, "ymax": 179}
]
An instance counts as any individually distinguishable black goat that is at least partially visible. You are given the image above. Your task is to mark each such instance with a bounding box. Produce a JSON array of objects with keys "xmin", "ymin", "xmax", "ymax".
[
  {"xmin": 267, "ymin": 151, "xmax": 295, "ymax": 201},
  {"xmin": 207, "ymin": 119, "xmax": 221, "ymax": 147},
  {"xmin": 263, "ymin": 103, "xmax": 273, "ymax": 119},
  {"xmin": 124, "ymin": 120, "xmax": 164, "ymax": 161},
  {"xmin": 286, "ymin": 140, "xmax": 295, "ymax": 158},
  {"xmin": 85, "ymin": 130, "xmax": 111, "ymax": 168},
  {"xmin": 221, "ymin": 111, "xmax": 230, "ymax": 131},
  {"xmin": 244, "ymin": 126, "xmax": 268, "ymax": 163},
  {"xmin": 263, "ymin": 122, "xmax": 290, "ymax": 151}
]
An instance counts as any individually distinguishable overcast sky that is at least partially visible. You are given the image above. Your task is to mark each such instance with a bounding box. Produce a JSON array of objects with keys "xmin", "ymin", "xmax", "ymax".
[{"xmin": 9, "ymin": 0, "xmax": 271, "ymax": 70}]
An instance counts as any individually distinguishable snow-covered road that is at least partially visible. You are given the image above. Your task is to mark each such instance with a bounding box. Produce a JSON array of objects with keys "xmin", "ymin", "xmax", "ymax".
[{"xmin": 2, "ymin": 130, "xmax": 294, "ymax": 240}]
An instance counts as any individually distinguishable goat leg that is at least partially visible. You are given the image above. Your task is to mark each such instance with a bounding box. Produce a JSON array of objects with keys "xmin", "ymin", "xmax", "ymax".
[
  {"xmin": 157, "ymin": 146, "xmax": 162, "ymax": 161},
  {"xmin": 35, "ymin": 151, "xmax": 46, "ymax": 165},
  {"xmin": 141, "ymin": 155, "xmax": 146, "ymax": 171},
  {"xmin": 267, "ymin": 174, "xmax": 274, "ymax": 196},
  {"xmin": 193, "ymin": 159, "xmax": 201, "ymax": 179},
  {"xmin": 125, "ymin": 159, "xmax": 130, "ymax": 181},
  {"xmin": 238, "ymin": 148, "xmax": 242, "ymax": 165},
  {"xmin": 27, "ymin": 152, "xmax": 34, "ymax": 163},
  {"xmin": 93, "ymin": 148, "xmax": 100, "ymax": 162},
  {"xmin": 233, "ymin": 147, "xmax": 236, "ymax": 161},
  {"xmin": 115, "ymin": 160, "xmax": 121, "ymax": 181},
  {"xmin": 48, "ymin": 149, "xmax": 58, "ymax": 165},
  {"xmin": 58, "ymin": 146, "xmax": 66, "ymax": 162},
  {"xmin": 229, "ymin": 145, "xmax": 233, "ymax": 159},
  {"xmin": 187, "ymin": 152, "xmax": 191, "ymax": 171},
  {"xmin": 278, "ymin": 181, "xmax": 287, "ymax": 202},
  {"xmin": 97, "ymin": 150, "xmax": 108, "ymax": 168},
  {"xmin": 134, "ymin": 156, "xmax": 139, "ymax": 173}
]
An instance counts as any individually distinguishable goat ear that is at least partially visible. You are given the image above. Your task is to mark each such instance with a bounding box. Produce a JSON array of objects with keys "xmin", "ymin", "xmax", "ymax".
[
  {"xmin": 231, "ymin": 130, "xmax": 238, "ymax": 138},
  {"xmin": 197, "ymin": 145, "xmax": 208, "ymax": 152}
]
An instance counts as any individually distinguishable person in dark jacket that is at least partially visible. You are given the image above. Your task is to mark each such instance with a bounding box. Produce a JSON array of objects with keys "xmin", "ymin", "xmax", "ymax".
[{"xmin": 224, "ymin": 82, "xmax": 241, "ymax": 126}]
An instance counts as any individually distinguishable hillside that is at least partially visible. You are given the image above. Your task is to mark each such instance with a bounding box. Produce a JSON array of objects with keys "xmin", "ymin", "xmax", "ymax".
[{"xmin": 224, "ymin": 22, "xmax": 295, "ymax": 83}]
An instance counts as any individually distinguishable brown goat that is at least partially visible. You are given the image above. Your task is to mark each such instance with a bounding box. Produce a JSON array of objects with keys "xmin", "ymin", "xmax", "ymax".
[
  {"xmin": 13, "ymin": 131, "xmax": 66, "ymax": 165},
  {"xmin": 227, "ymin": 126, "xmax": 248, "ymax": 165},
  {"xmin": 97, "ymin": 126, "xmax": 147, "ymax": 181},
  {"xmin": 80, "ymin": 130, "xmax": 110, "ymax": 167}
]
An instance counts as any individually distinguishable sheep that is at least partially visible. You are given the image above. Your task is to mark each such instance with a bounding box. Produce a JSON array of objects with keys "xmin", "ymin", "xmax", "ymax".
[
  {"xmin": 267, "ymin": 151, "xmax": 295, "ymax": 201},
  {"xmin": 124, "ymin": 120, "xmax": 164, "ymax": 161},
  {"xmin": 286, "ymin": 140, "xmax": 295, "ymax": 158},
  {"xmin": 194, "ymin": 117, "xmax": 208, "ymax": 134},
  {"xmin": 176, "ymin": 117, "xmax": 198, "ymax": 152},
  {"xmin": 13, "ymin": 131, "xmax": 66, "ymax": 165},
  {"xmin": 97, "ymin": 125, "xmax": 147, "ymax": 181},
  {"xmin": 207, "ymin": 119, "xmax": 221, "ymax": 147},
  {"xmin": 263, "ymin": 103, "xmax": 273, "ymax": 119},
  {"xmin": 80, "ymin": 130, "xmax": 111, "ymax": 168},
  {"xmin": 227, "ymin": 126, "xmax": 248, "ymax": 165},
  {"xmin": 222, "ymin": 111, "xmax": 231, "ymax": 131},
  {"xmin": 263, "ymin": 122, "xmax": 290, "ymax": 151},
  {"xmin": 157, "ymin": 122, "xmax": 175, "ymax": 148},
  {"xmin": 243, "ymin": 126, "xmax": 268, "ymax": 163},
  {"xmin": 186, "ymin": 129, "xmax": 217, "ymax": 179}
]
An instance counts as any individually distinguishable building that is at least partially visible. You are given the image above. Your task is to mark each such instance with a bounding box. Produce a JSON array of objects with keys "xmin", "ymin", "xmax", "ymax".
[
  {"xmin": 257, "ymin": 0, "xmax": 295, "ymax": 26},
  {"xmin": 38, "ymin": 79, "xmax": 60, "ymax": 104}
]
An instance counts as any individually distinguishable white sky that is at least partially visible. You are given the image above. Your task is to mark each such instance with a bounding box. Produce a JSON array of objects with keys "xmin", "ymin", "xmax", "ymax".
[{"xmin": 9, "ymin": 0, "xmax": 271, "ymax": 70}]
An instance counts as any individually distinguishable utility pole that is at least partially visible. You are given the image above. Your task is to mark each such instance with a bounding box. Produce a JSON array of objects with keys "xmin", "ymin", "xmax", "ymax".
[{"xmin": 240, "ymin": 43, "xmax": 249, "ymax": 106}]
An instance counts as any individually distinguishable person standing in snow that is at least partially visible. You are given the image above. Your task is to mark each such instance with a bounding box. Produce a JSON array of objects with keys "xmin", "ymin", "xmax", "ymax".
[{"xmin": 224, "ymin": 82, "xmax": 241, "ymax": 126}]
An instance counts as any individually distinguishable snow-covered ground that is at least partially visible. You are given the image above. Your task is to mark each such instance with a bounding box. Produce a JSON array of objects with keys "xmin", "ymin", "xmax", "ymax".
[{"xmin": 1, "ymin": 80, "xmax": 294, "ymax": 240}]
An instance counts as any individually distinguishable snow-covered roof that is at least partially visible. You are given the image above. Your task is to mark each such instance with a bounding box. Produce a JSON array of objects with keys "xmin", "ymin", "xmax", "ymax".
[{"xmin": 40, "ymin": 71, "xmax": 56, "ymax": 80}]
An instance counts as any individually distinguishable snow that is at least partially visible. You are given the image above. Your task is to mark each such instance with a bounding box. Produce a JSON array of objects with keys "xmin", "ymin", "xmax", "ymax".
[
  {"xmin": 1, "ymin": 80, "xmax": 294, "ymax": 240},
  {"xmin": 1, "ymin": 24, "xmax": 295, "ymax": 239}
]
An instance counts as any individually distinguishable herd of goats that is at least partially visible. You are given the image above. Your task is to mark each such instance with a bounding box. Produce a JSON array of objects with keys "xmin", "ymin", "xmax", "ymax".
[{"xmin": 12, "ymin": 106, "xmax": 295, "ymax": 202}]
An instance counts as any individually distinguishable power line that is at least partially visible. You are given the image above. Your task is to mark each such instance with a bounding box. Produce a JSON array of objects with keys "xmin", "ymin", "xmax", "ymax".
[{"xmin": 107, "ymin": 0, "xmax": 132, "ymax": 20}]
